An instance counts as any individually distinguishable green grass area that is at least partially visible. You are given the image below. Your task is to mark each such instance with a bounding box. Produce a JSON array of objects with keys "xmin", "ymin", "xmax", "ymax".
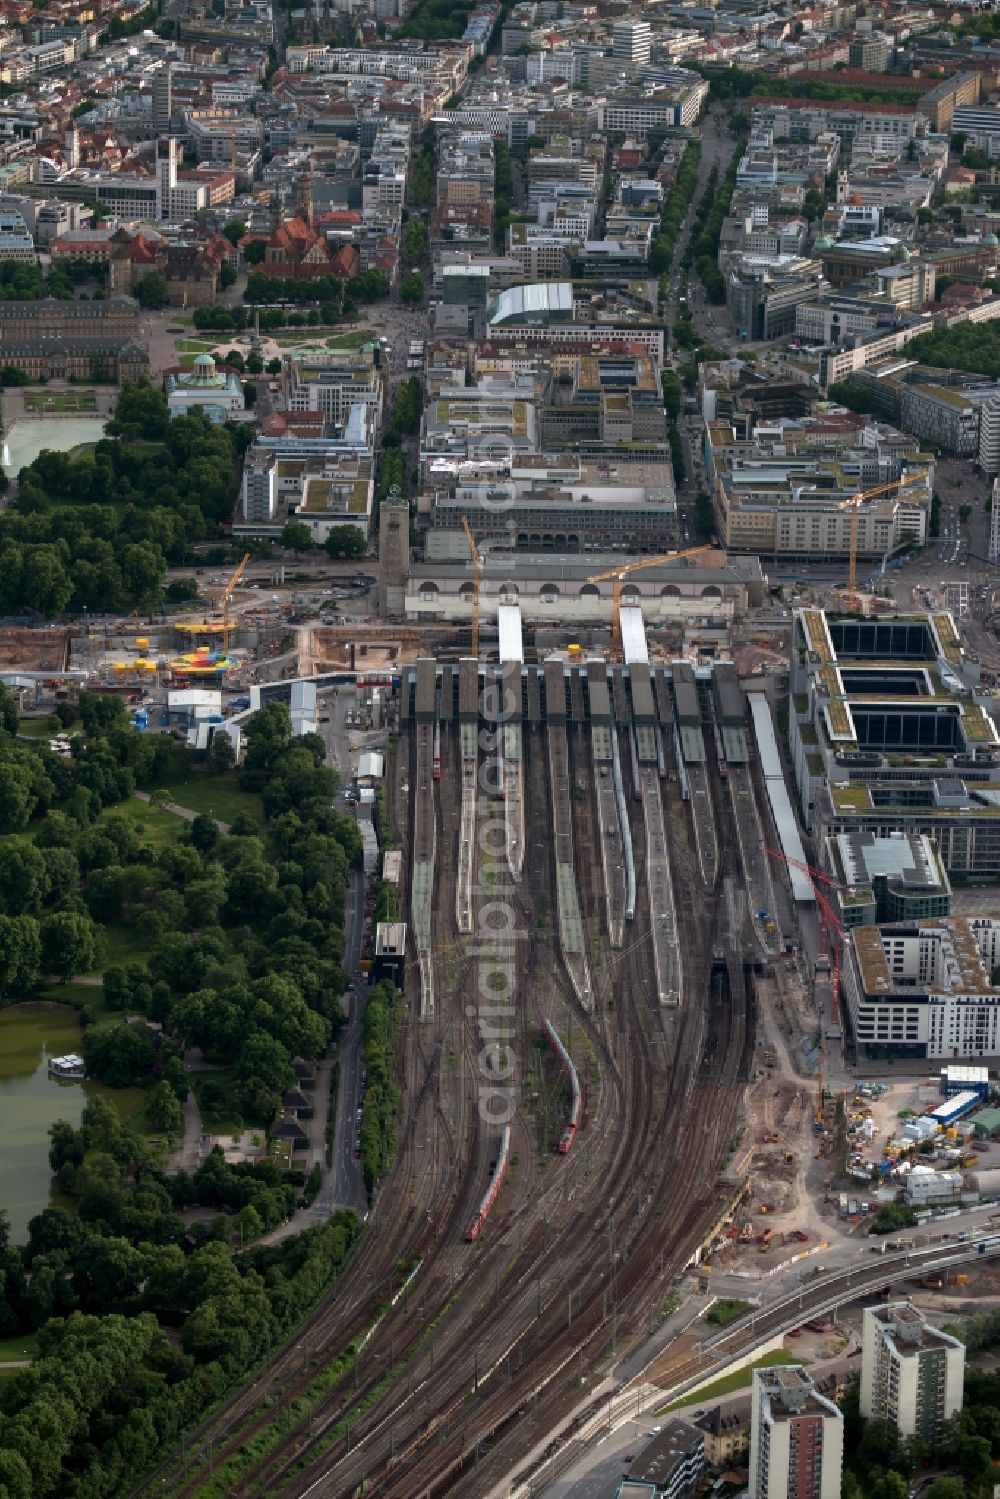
[
  {"xmin": 662, "ymin": 1350, "xmax": 804, "ymax": 1411},
  {"xmin": 706, "ymin": 1298, "xmax": 752, "ymax": 1328},
  {"xmin": 175, "ymin": 338, "xmax": 222, "ymax": 354},
  {"xmin": 97, "ymin": 922, "xmax": 158, "ymax": 969},
  {"xmin": 23, "ymin": 391, "xmax": 98, "ymax": 413},
  {"xmin": 17, "ymin": 718, "xmax": 58, "ymax": 740},
  {"xmin": 0, "ymin": 1335, "xmax": 37, "ymax": 1362},
  {"xmin": 152, "ymin": 772, "xmax": 263, "ymax": 827},
  {"xmin": 266, "ymin": 328, "xmax": 375, "ymax": 350},
  {"xmin": 101, "ymin": 797, "xmax": 185, "ymax": 850}
]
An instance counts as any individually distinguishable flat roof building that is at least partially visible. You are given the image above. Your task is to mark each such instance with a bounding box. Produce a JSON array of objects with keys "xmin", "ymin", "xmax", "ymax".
[
  {"xmin": 750, "ymin": 1365, "xmax": 843, "ymax": 1499},
  {"xmin": 843, "ymin": 915, "xmax": 1000, "ymax": 1060},
  {"xmin": 861, "ymin": 1304, "xmax": 964, "ymax": 1441}
]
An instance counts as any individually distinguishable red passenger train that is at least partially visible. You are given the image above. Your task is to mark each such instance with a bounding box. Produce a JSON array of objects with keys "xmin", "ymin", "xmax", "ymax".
[
  {"xmin": 465, "ymin": 1124, "xmax": 511, "ymax": 1241},
  {"xmin": 542, "ymin": 1019, "xmax": 582, "ymax": 1153}
]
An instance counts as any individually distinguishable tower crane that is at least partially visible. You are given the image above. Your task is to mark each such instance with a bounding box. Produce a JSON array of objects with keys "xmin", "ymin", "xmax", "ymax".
[
  {"xmin": 765, "ymin": 846, "xmax": 848, "ymax": 1123},
  {"xmin": 460, "ymin": 516, "xmax": 482, "ymax": 659},
  {"xmin": 586, "ymin": 543, "xmax": 716, "ymax": 660},
  {"xmin": 835, "ymin": 469, "xmax": 931, "ymax": 614},
  {"xmin": 217, "ymin": 552, "xmax": 251, "ymax": 646}
]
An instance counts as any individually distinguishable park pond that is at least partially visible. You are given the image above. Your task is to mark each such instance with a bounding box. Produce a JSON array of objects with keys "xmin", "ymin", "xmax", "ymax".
[
  {"xmin": 2, "ymin": 416, "xmax": 108, "ymax": 476},
  {"xmin": 0, "ymin": 1003, "xmax": 143, "ymax": 1242}
]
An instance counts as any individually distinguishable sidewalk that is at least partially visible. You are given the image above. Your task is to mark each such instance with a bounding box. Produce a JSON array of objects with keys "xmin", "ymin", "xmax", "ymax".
[{"xmin": 134, "ymin": 789, "xmax": 231, "ymax": 833}]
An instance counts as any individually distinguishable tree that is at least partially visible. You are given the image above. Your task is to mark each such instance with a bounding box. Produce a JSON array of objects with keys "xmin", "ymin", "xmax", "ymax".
[
  {"xmin": 135, "ymin": 272, "xmax": 168, "ymax": 310},
  {"xmin": 146, "ymin": 1080, "xmax": 184, "ymax": 1134},
  {"xmin": 923, "ymin": 1481, "xmax": 966, "ymax": 1499},
  {"xmin": 242, "ymin": 238, "xmax": 267, "ymax": 266},
  {"xmin": 324, "ymin": 525, "xmax": 366, "ymax": 559},
  {"xmin": 82, "ymin": 1022, "xmax": 156, "ymax": 1087},
  {"xmin": 207, "ymin": 729, "xmax": 236, "ymax": 775},
  {"xmin": 959, "ymin": 1433, "xmax": 994, "ymax": 1486},
  {"xmin": 400, "ymin": 270, "xmax": 424, "ymax": 304},
  {"xmin": 40, "ymin": 910, "xmax": 97, "ymax": 978},
  {"xmin": 222, "ymin": 218, "xmax": 247, "ymax": 246},
  {"xmin": 0, "ymin": 913, "xmax": 41, "ymax": 993},
  {"xmin": 281, "ymin": 520, "xmax": 313, "ymax": 552},
  {"xmin": 246, "ymin": 352, "xmax": 264, "ymax": 375},
  {"xmin": 265, "ymin": 357, "xmax": 282, "ymax": 376},
  {"xmin": 190, "ymin": 812, "xmax": 220, "ymax": 852},
  {"xmin": 869, "ymin": 1475, "xmax": 908, "ymax": 1499}
]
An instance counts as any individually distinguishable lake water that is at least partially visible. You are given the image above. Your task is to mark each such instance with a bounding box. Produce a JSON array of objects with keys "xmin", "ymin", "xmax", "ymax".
[
  {"xmin": 3, "ymin": 417, "xmax": 108, "ymax": 476},
  {"xmin": 0, "ymin": 1004, "xmax": 143, "ymax": 1243}
]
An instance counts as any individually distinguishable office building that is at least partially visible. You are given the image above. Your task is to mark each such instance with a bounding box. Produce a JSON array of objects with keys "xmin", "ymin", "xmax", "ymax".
[
  {"xmin": 860, "ymin": 1304, "xmax": 964, "ymax": 1439},
  {"xmin": 992, "ymin": 478, "xmax": 1000, "ymax": 560},
  {"xmin": 152, "ymin": 62, "xmax": 172, "ymax": 134},
  {"xmin": 749, "ymin": 1366, "xmax": 843, "ymax": 1499},
  {"xmin": 617, "ymin": 1418, "xmax": 705, "ymax": 1499},
  {"xmin": 843, "ymin": 917, "xmax": 1000, "ymax": 1060},
  {"xmin": 823, "ymin": 831, "xmax": 951, "ymax": 929}
]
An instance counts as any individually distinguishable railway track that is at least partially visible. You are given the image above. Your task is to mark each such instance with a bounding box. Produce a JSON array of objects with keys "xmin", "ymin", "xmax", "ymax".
[{"xmin": 148, "ymin": 706, "xmax": 756, "ymax": 1499}]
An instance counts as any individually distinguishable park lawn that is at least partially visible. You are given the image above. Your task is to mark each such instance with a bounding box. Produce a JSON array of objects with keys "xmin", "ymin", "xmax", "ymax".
[
  {"xmin": 102, "ymin": 797, "xmax": 185, "ymax": 850},
  {"xmin": 0, "ymin": 1334, "xmax": 37, "ymax": 1361},
  {"xmin": 153, "ymin": 771, "xmax": 263, "ymax": 826},
  {"xmin": 17, "ymin": 717, "xmax": 56, "ymax": 739},
  {"xmin": 98, "ymin": 921, "xmax": 159, "ymax": 969},
  {"xmin": 175, "ymin": 338, "xmax": 222, "ymax": 354},
  {"xmin": 661, "ymin": 1350, "xmax": 804, "ymax": 1411}
]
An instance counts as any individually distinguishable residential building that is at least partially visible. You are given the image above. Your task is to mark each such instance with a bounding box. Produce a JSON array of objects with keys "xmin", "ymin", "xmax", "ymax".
[
  {"xmin": 612, "ymin": 21, "xmax": 651, "ymax": 66},
  {"xmin": 848, "ymin": 35, "xmax": 890, "ymax": 71},
  {"xmin": 749, "ymin": 1366, "xmax": 843, "ymax": 1499},
  {"xmin": 980, "ymin": 392, "xmax": 1000, "ymax": 474},
  {"xmin": 860, "ymin": 1304, "xmax": 964, "ymax": 1438}
]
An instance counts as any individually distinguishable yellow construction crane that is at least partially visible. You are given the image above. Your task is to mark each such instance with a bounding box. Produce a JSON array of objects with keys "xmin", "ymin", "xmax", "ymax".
[
  {"xmin": 587, "ymin": 544, "xmax": 715, "ymax": 660},
  {"xmin": 460, "ymin": 517, "xmax": 483, "ymax": 659},
  {"xmin": 836, "ymin": 469, "xmax": 931, "ymax": 613},
  {"xmin": 218, "ymin": 552, "xmax": 251, "ymax": 645}
]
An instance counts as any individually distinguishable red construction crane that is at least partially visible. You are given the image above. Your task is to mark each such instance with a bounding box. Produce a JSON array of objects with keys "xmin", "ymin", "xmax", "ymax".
[{"xmin": 765, "ymin": 847, "xmax": 848, "ymax": 1121}]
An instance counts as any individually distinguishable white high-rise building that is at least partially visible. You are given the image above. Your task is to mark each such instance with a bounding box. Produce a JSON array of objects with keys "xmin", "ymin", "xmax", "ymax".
[
  {"xmin": 749, "ymin": 1366, "xmax": 843, "ymax": 1499},
  {"xmin": 611, "ymin": 20, "xmax": 651, "ymax": 64},
  {"xmin": 979, "ymin": 391, "xmax": 1000, "ymax": 474},
  {"xmin": 860, "ymin": 1304, "xmax": 964, "ymax": 1442},
  {"xmin": 155, "ymin": 136, "xmax": 179, "ymax": 220},
  {"xmin": 992, "ymin": 478, "xmax": 1000, "ymax": 561}
]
